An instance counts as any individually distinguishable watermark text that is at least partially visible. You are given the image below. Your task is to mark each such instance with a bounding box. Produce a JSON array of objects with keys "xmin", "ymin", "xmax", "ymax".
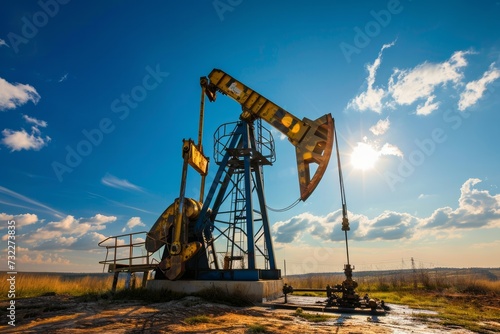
[{"xmin": 6, "ymin": 220, "xmax": 16, "ymax": 327}]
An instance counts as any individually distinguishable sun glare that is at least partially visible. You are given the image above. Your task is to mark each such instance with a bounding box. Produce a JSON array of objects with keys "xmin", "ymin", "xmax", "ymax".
[{"xmin": 351, "ymin": 142, "xmax": 379, "ymax": 170}]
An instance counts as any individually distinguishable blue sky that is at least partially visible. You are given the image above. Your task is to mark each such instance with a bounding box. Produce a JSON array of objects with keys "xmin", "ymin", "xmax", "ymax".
[{"xmin": 1, "ymin": 0, "xmax": 499, "ymax": 273}]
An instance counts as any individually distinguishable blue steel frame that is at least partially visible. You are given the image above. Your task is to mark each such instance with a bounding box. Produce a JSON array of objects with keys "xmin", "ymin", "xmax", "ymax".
[{"xmin": 193, "ymin": 120, "xmax": 280, "ymax": 281}]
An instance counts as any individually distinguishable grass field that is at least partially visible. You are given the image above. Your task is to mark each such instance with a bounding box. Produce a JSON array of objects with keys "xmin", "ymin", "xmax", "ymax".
[
  {"xmin": 284, "ymin": 267, "xmax": 500, "ymax": 334},
  {"xmin": 283, "ymin": 267, "xmax": 500, "ymax": 293},
  {"xmin": 1, "ymin": 268, "xmax": 499, "ymax": 333},
  {"xmin": 0, "ymin": 272, "xmax": 126, "ymax": 299}
]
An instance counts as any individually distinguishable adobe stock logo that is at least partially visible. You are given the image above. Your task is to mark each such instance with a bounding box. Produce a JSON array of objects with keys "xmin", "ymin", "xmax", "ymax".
[
  {"xmin": 213, "ymin": 0, "xmax": 243, "ymax": 21},
  {"xmin": 6, "ymin": 0, "xmax": 71, "ymax": 53},
  {"xmin": 339, "ymin": 0, "xmax": 405, "ymax": 63},
  {"xmin": 51, "ymin": 64, "xmax": 169, "ymax": 182}
]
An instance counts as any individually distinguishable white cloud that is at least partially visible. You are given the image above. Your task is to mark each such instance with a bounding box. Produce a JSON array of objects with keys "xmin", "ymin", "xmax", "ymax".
[
  {"xmin": 420, "ymin": 178, "xmax": 500, "ymax": 234},
  {"xmin": 458, "ymin": 62, "xmax": 500, "ymax": 111},
  {"xmin": 359, "ymin": 211, "xmax": 418, "ymax": 241},
  {"xmin": 0, "ymin": 39, "xmax": 8, "ymax": 47},
  {"xmin": 347, "ymin": 82, "xmax": 386, "ymax": 113},
  {"xmin": 21, "ymin": 214, "xmax": 117, "ymax": 251},
  {"xmin": 347, "ymin": 41, "xmax": 396, "ymax": 113},
  {"xmin": 32, "ymin": 232, "xmax": 108, "ymax": 251},
  {"xmin": 102, "ymin": 173, "xmax": 143, "ymax": 192},
  {"xmin": 273, "ymin": 209, "xmax": 417, "ymax": 243},
  {"xmin": 273, "ymin": 178, "xmax": 500, "ymax": 244},
  {"xmin": 1, "ymin": 114, "xmax": 50, "ymax": 151},
  {"xmin": 379, "ymin": 143, "xmax": 403, "ymax": 157},
  {"xmin": 58, "ymin": 73, "xmax": 68, "ymax": 83},
  {"xmin": 354, "ymin": 140, "xmax": 403, "ymax": 159},
  {"xmin": 42, "ymin": 215, "xmax": 80, "ymax": 235},
  {"xmin": 273, "ymin": 212, "xmax": 319, "ymax": 244},
  {"xmin": 18, "ymin": 252, "xmax": 71, "ymax": 265},
  {"xmin": 415, "ymin": 95, "xmax": 440, "ymax": 116},
  {"xmin": 413, "ymin": 178, "xmax": 500, "ymax": 232},
  {"xmin": 70, "ymin": 232, "xmax": 109, "ymax": 250},
  {"xmin": 1, "ymin": 127, "xmax": 51, "ymax": 151},
  {"xmin": 0, "ymin": 213, "xmax": 15, "ymax": 223},
  {"xmin": 0, "ymin": 211, "xmax": 125, "ymax": 269},
  {"xmin": 369, "ymin": 118, "xmax": 390, "ymax": 135},
  {"xmin": 0, "ymin": 77, "xmax": 40, "ymax": 111},
  {"xmin": 88, "ymin": 213, "xmax": 118, "ymax": 225},
  {"xmin": 349, "ymin": 48, "xmax": 498, "ymax": 116},
  {"xmin": 43, "ymin": 214, "xmax": 117, "ymax": 237},
  {"xmin": 0, "ymin": 212, "xmax": 38, "ymax": 229},
  {"xmin": 388, "ymin": 50, "xmax": 471, "ymax": 114},
  {"xmin": 23, "ymin": 114, "xmax": 48, "ymax": 127},
  {"xmin": 457, "ymin": 178, "xmax": 499, "ymax": 218},
  {"xmin": 121, "ymin": 216, "xmax": 145, "ymax": 232}
]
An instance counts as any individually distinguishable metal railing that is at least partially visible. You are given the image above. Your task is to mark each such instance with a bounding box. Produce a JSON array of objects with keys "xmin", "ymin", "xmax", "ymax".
[
  {"xmin": 98, "ymin": 231, "xmax": 159, "ymax": 273},
  {"xmin": 213, "ymin": 120, "xmax": 276, "ymax": 165}
]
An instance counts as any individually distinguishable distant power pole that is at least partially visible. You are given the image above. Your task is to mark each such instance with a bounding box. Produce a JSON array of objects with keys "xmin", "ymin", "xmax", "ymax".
[{"xmin": 411, "ymin": 257, "xmax": 417, "ymax": 289}]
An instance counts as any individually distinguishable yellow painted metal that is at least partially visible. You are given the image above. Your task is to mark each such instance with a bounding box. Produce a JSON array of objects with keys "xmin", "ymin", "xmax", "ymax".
[
  {"xmin": 146, "ymin": 197, "xmax": 203, "ymax": 280},
  {"xmin": 145, "ymin": 198, "xmax": 202, "ymax": 253},
  {"xmin": 207, "ymin": 69, "xmax": 334, "ymax": 201},
  {"xmin": 183, "ymin": 139, "xmax": 209, "ymax": 176},
  {"xmin": 170, "ymin": 204, "xmax": 183, "ymax": 255},
  {"xmin": 295, "ymin": 114, "xmax": 334, "ymax": 201},
  {"xmin": 208, "ymin": 69, "xmax": 310, "ymax": 145},
  {"xmin": 145, "ymin": 202, "xmax": 175, "ymax": 252}
]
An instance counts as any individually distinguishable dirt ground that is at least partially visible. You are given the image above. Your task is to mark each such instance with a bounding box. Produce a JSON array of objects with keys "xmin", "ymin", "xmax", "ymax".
[{"xmin": 0, "ymin": 294, "xmax": 484, "ymax": 333}]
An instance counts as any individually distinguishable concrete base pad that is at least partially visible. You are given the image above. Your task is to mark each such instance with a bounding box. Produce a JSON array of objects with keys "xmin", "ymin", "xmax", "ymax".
[{"xmin": 146, "ymin": 279, "xmax": 283, "ymax": 302}]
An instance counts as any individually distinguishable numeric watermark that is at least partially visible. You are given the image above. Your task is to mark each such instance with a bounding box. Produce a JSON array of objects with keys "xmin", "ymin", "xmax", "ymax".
[{"xmin": 6, "ymin": 220, "xmax": 16, "ymax": 327}]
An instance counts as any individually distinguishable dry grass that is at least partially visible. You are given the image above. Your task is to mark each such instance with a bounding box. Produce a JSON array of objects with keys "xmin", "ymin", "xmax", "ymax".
[
  {"xmin": 454, "ymin": 277, "xmax": 500, "ymax": 294},
  {"xmin": 284, "ymin": 273, "xmax": 345, "ymax": 289},
  {"xmin": 284, "ymin": 268, "xmax": 500, "ymax": 295},
  {"xmin": 0, "ymin": 273, "xmax": 121, "ymax": 299}
]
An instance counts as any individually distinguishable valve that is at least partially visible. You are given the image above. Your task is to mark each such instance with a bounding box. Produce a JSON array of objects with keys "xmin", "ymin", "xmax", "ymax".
[
  {"xmin": 282, "ymin": 283, "xmax": 294, "ymax": 304},
  {"xmin": 283, "ymin": 283, "xmax": 294, "ymax": 295},
  {"xmin": 341, "ymin": 217, "xmax": 350, "ymax": 231}
]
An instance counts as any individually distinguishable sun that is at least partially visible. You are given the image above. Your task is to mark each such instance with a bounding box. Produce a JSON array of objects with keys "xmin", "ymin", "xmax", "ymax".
[{"xmin": 351, "ymin": 142, "xmax": 379, "ymax": 170}]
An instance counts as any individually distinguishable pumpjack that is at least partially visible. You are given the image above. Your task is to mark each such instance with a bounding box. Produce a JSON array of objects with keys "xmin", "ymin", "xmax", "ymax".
[
  {"xmin": 145, "ymin": 69, "xmax": 334, "ymax": 281},
  {"xmin": 101, "ymin": 68, "xmax": 378, "ymax": 311}
]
